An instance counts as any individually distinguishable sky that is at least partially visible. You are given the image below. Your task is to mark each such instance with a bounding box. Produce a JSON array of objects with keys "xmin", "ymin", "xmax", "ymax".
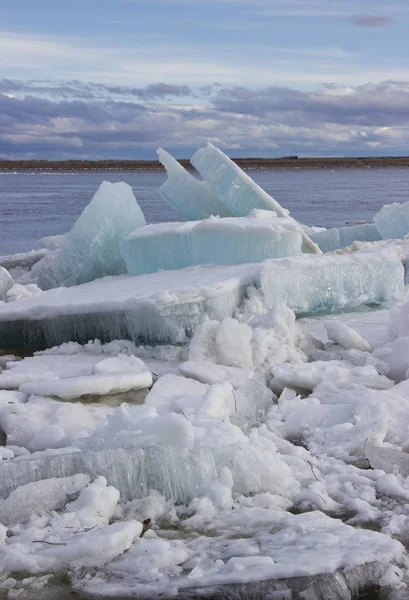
[{"xmin": 0, "ymin": 0, "xmax": 408, "ymax": 159}]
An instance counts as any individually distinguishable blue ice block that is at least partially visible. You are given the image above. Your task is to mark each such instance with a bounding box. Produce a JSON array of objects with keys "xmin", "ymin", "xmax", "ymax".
[
  {"xmin": 311, "ymin": 223, "xmax": 381, "ymax": 253},
  {"xmin": 33, "ymin": 182, "xmax": 146, "ymax": 290},
  {"xmin": 121, "ymin": 215, "xmax": 302, "ymax": 275},
  {"xmin": 374, "ymin": 200, "xmax": 409, "ymax": 240}
]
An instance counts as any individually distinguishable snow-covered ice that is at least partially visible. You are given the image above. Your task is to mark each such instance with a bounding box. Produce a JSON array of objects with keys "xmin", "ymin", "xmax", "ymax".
[
  {"xmin": 31, "ymin": 181, "xmax": 146, "ymax": 290},
  {"xmin": 0, "ymin": 263, "xmax": 260, "ymax": 350},
  {"xmin": 121, "ymin": 215, "xmax": 302, "ymax": 275}
]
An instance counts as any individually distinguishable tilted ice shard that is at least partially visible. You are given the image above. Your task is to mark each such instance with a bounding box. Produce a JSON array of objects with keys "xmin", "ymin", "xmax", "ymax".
[
  {"xmin": 0, "ymin": 445, "xmax": 218, "ymax": 503},
  {"xmin": 310, "ymin": 223, "xmax": 381, "ymax": 253},
  {"xmin": 0, "ymin": 266, "xmax": 13, "ymax": 301},
  {"xmin": 121, "ymin": 216, "xmax": 302, "ymax": 276},
  {"xmin": 261, "ymin": 249, "xmax": 404, "ymax": 314},
  {"xmin": 0, "ymin": 263, "xmax": 259, "ymax": 351},
  {"xmin": 191, "ymin": 142, "xmax": 321, "ymax": 254},
  {"xmin": 32, "ymin": 182, "xmax": 146, "ymax": 290},
  {"xmin": 373, "ymin": 199, "xmax": 409, "ymax": 240},
  {"xmin": 157, "ymin": 148, "xmax": 232, "ymax": 220}
]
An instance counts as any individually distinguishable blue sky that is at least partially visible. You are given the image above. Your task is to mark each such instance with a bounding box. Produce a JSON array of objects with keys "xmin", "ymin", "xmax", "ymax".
[{"xmin": 0, "ymin": 0, "xmax": 408, "ymax": 158}]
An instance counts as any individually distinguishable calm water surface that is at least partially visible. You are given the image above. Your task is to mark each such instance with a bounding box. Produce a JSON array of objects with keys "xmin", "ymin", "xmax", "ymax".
[{"xmin": 0, "ymin": 167, "xmax": 408, "ymax": 255}]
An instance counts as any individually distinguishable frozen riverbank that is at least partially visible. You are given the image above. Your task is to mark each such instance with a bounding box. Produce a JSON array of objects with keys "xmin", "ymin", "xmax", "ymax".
[{"xmin": 2, "ymin": 143, "xmax": 409, "ymax": 599}]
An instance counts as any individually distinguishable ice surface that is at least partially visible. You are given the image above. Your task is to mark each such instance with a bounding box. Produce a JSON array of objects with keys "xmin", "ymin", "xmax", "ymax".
[
  {"xmin": 0, "ymin": 267, "xmax": 13, "ymax": 301},
  {"xmin": 0, "ymin": 263, "xmax": 259, "ymax": 351},
  {"xmin": 191, "ymin": 142, "xmax": 321, "ymax": 254},
  {"xmin": 310, "ymin": 223, "xmax": 381, "ymax": 252},
  {"xmin": 121, "ymin": 216, "xmax": 302, "ymax": 276},
  {"xmin": 261, "ymin": 249, "xmax": 404, "ymax": 315},
  {"xmin": 374, "ymin": 199, "xmax": 409, "ymax": 240},
  {"xmin": 31, "ymin": 182, "xmax": 146, "ymax": 290},
  {"xmin": 157, "ymin": 148, "xmax": 232, "ymax": 220},
  {"xmin": 0, "ymin": 445, "xmax": 218, "ymax": 503}
]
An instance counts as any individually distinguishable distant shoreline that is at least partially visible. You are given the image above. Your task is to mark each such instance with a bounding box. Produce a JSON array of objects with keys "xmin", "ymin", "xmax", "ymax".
[{"xmin": 1, "ymin": 156, "xmax": 409, "ymax": 171}]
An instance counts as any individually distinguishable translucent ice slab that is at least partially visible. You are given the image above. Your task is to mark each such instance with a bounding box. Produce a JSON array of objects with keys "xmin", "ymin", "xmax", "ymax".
[
  {"xmin": 0, "ymin": 445, "xmax": 217, "ymax": 503},
  {"xmin": 374, "ymin": 199, "xmax": 409, "ymax": 240},
  {"xmin": 311, "ymin": 223, "xmax": 381, "ymax": 253},
  {"xmin": 32, "ymin": 182, "xmax": 146, "ymax": 290},
  {"xmin": 121, "ymin": 216, "xmax": 302, "ymax": 276},
  {"xmin": 261, "ymin": 249, "xmax": 404, "ymax": 315},
  {"xmin": 191, "ymin": 143, "xmax": 321, "ymax": 254},
  {"xmin": 157, "ymin": 148, "xmax": 232, "ymax": 220},
  {"xmin": 0, "ymin": 263, "xmax": 260, "ymax": 350}
]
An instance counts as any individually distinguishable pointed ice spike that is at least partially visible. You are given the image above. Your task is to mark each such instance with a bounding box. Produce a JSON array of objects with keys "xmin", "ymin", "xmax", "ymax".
[{"xmin": 157, "ymin": 148, "xmax": 233, "ymax": 220}]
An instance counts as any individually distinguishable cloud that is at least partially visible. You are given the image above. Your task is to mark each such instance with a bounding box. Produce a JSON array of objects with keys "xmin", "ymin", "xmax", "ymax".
[
  {"xmin": 347, "ymin": 14, "xmax": 392, "ymax": 27},
  {"xmin": 1, "ymin": 79, "xmax": 409, "ymax": 159}
]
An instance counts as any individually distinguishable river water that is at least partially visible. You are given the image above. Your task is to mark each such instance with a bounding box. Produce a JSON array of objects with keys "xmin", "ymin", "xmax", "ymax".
[{"xmin": 0, "ymin": 167, "xmax": 408, "ymax": 255}]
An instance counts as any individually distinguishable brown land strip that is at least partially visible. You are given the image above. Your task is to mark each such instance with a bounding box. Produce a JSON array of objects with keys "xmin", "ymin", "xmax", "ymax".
[{"xmin": 1, "ymin": 156, "xmax": 409, "ymax": 171}]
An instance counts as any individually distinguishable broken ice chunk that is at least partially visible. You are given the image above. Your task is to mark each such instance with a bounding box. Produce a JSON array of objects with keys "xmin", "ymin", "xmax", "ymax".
[
  {"xmin": 374, "ymin": 199, "xmax": 409, "ymax": 240},
  {"xmin": 310, "ymin": 223, "xmax": 381, "ymax": 253},
  {"xmin": 324, "ymin": 321, "xmax": 372, "ymax": 352},
  {"xmin": 121, "ymin": 216, "xmax": 302, "ymax": 276},
  {"xmin": 157, "ymin": 148, "xmax": 232, "ymax": 220},
  {"xmin": 19, "ymin": 355, "xmax": 152, "ymax": 401},
  {"xmin": 365, "ymin": 445, "xmax": 409, "ymax": 478},
  {"xmin": 261, "ymin": 249, "xmax": 404, "ymax": 315},
  {"xmin": 31, "ymin": 182, "xmax": 146, "ymax": 290},
  {"xmin": 191, "ymin": 142, "xmax": 321, "ymax": 254},
  {"xmin": 37, "ymin": 520, "xmax": 143, "ymax": 569},
  {"xmin": 0, "ymin": 474, "xmax": 90, "ymax": 525}
]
